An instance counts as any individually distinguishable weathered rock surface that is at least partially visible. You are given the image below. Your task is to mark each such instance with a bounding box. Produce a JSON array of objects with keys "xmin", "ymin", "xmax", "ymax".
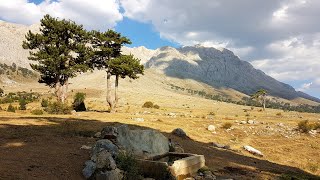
[
  {"xmin": 243, "ymin": 145, "xmax": 263, "ymax": 157},
  {"xmin": 116, "ymin": 125, "xmax": 169, "ymax": 157},
  {"xmin": 92, "ymin": 139, "xmax": 119, "ymax": 159},
  {"xmin": 96, "ymin": 150, "xmax": 116, "ymax": 170},
  {"xmin": 82, "ymin": 160, "xmax": 96, "ymax": 179},
  {"xmin": 95, "ymin": 168, "xmax": 123, "ymax": 180},
  {"xmin": 172, "ymin": 128, "xmax": 187, "ymax": 138}
]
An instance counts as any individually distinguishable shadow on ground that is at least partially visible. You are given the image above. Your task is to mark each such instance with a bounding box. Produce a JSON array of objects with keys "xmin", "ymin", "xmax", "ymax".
[{"xmin": 0, "ymin": 116, "xmax": 319, "ymax": 180}]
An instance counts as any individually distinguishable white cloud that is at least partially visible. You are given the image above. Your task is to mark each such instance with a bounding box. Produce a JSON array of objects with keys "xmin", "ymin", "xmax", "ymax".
[
  {"xmin": 120, "ymin": 0, "xmax": 320, "ymax": 97},
  {"xmin": 0, "ymin": 0, "xmax": 123, "ymax": 30}
]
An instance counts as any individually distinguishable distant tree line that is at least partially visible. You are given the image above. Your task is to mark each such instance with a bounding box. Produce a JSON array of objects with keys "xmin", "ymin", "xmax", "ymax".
[
  {"xmin": 0, "ymin": 62, "xmax": 37, "ymax": 78},
  {"xmin": 169, "ymin": 84, "xmax": 320, "ymax": 113}
]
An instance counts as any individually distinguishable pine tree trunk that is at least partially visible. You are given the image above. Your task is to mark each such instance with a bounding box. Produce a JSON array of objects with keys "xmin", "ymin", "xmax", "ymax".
[
  {"xmin": 115, "ymin": 75, "xmax": 119, "ymax": 107},
  {"xmin": 61, "ymin": 80, "xmax": 68, "ymax": 104},
  {"xmin": 55, "ymin": 81, "xmax": 68, "ymax": 104},
  {"xmin": 106, "ymin": 72, "xmax": 115, "ymax": 113}
]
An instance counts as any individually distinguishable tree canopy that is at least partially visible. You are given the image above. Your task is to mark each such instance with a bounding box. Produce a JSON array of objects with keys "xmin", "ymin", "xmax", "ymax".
[{"xmin": 22, "ymin": 14, "xmax": 91, "ymax": 103}]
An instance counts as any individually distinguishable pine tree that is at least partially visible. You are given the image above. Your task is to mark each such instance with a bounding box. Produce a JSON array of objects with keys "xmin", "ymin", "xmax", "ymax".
[
  {"xmin": 251, "ymin": 89, "xmax": 268, "ymax": 111},
  {"xmin": 108, "ymin": 54, "xmax": 144, "ymax": 106},
  {"xmin": 89, "ymin": 30, "xmax": 131, "ymax": 112},
  {"xmin": 22, "ymin": 14, "xmax": 91, "ymax": 103}
]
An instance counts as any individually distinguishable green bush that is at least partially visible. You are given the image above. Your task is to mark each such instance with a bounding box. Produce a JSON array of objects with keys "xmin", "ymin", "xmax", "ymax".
[
  {"xmin": 153, "ymin": 104, "xmax": 160, "ymax": 109},
  {"xmin": 7, "ymin": 104, "xmax": 15, "ymax": 113},
  {"xmin": 46, "ymin": 102, "xmax": 71, "ymax": 114},
  {"xmin": 41, "ymin": 99, "xmax": 49, "ymax": 107},
  {"xmin": 72, "ymin": 92, "xmax": 86, "ymax": 112},
  {"xmin": 222, "ymin": 122, "xmax": 232, "ymax": 129},
  {"xmin": 115, "ymin": 152, "xmax": 142, "ymax": 180},
  {"xmin": 142, "ymin": 101, "xmax": 154, "ymax": 108},
  {"xmin": 19, "ymin": 99, "xmax": 27, "ymax": 110},
  {"xmin": 298, "ymin": 120, "xmax": 313, "ymax": 133},
  {"xmin": 0, "ymin": 88, "xmax": 4, "ymax": 96},
  {"xmin": 31, "ymin": 109, "xmax": 44, "ymax": 115}
]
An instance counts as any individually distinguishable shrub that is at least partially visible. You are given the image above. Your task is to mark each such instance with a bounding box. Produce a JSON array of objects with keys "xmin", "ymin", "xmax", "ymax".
[
  {"xmin": 276, "ymin": 112, "xmax": 282, "ymax": 116},
  {"xmin": 222, "ymin": 122, "xmax": 232, "ymax": 129},
  {"xmin": 115, "ymin": 152, "xmax": 142, "ymax": 180},
  {"xmin": 0, "ymin": 88, "xmax": 4, "ymax": 96},
  {"xmin": 153, "ymin": 104, "xmax": 160, "ymax": 109},
  {"xmin": 41, "ymin": 99, "xmax": 49, "ymax": 107},
  {"xmin": 31, "ymin": 109, "xmax": 44, "ymax": 115},
  {"xmin": 298, "ymin": 120, "xmax": 312, "ymax": 133},
  {"xmin": 208, "ymin": 112, "xmax": 215, "ymax": 116},
  {"xmin": 142, "ymin": 101, "xmax": 153, "ymax": 108},
  {"xmin": 19, "ymin": 99, "xmax": 27, "ymax": 110},
  {"xmin": 7, "ymin": 104, "xmax": 15, "ymax": 112},
  {"xmin": 46, "ymin": 102, "xmax": 71, "ymax": 114},
  {"xmin": 72, "ymin": 92, "xmax": 86, "ymax": 111}
]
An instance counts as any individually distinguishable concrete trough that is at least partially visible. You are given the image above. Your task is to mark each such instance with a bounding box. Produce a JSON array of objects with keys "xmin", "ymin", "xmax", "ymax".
[{"xmin": 136, "ymin": 152, "xmax": 205, "ymax": 180}]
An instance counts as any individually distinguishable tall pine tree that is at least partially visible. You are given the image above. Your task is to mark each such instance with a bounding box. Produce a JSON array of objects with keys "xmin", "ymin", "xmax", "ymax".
[
  {"xmin": 22, "ymin": 15, "xmax": 90, "ymax": 103},
  {"xmin": 108, "ymin": 54, "xmax": 144, "ymax": 106},
  {"xmin": 89, "ymin": 30, "xmax": 131, "ymax": 112}
]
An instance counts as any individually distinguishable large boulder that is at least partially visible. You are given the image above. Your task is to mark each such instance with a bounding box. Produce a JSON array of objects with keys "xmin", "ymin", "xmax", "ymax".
[
  {"xmin": 101, "ymin": 126, "xmax": 118, "ymax": 139},
  {"xmin": 116, "ymin": 125, "xmax": 169, "ymax": 158}
]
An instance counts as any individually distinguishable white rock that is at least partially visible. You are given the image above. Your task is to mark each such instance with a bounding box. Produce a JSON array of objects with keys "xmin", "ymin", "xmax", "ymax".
[
  {"xmin": 80, "ymin": 145, "xmax": 92, "ymax": 150},
  {"xmin": 207, "ymin": 125, "xmax": 216, "ymax": 132},
  {"xmin": 133, "ymin": 118, "xmax": 144, "ymax": 122},
  {"xmin": 243, "ymin": 145, "xmax": 263, "ymax": 157}
]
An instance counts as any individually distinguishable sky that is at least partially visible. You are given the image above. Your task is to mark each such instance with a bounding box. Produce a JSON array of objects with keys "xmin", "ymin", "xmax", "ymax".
[{"xmin": 0, "ymin": 0, "xmax": 319, "ymax": 98}]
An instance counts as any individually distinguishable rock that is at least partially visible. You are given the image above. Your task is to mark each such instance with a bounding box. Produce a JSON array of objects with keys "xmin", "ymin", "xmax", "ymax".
[
  {"xmin": 82, "ymin": 160, "xmax": 96, "ymax": 179},
  {"xmin": 169, "ymin": 140, "xmax": 184, "ymax": 153},
  {"xmin": 80, "ymin": 145, "xmax": 92, "ymax": 150},
  {"xmin": 203, "ymin": 170, "xmax": 216, "ymax": 180},
  {"xmin": 95, "ymin": 168, "xmax": 123, "ymax": 180},
  {"xmin": 172, "ymin": 128, "xmax": 187, "ymax": 138},
  {"xmin": 133, "ymin": 118, "xmax": 144, "ymax": 122},
  {"xmin": 94, "ymin": 132, "xmax": 102, "ymax": 138},
  {"xmin": 240, "ymin": 121, "xmax": 247, "ymax": 124},
  {"xmin": 207, "ymin": 125, "xmax": 216, "ymax": 132},
  {"xmin": 96, "ymin": 150, "xmax": 117, "ymax": 170},
  {"xmin": 92, "ymin": 139, "xmax": 119, "ymax": 159},
  {"xmin": 184, "ymin": 178, "xmax": 195, "ymax": 180},
  {"xmin": 247, "ymin": 120, "xmax": 254, "ymax": 124},
  {"xmin": 116, "ymin": 125, "xmax": 169, "ymax": 158},
  {"xmin": 212, "ymin": 142, "xmax": 230, "ymax": 150},
  {"xmin": 309, "ymin": 130, "xmax": 317, "ymax": 135},
  {"xmin": 243, "ymin": 145, "xmax": 263, "ymax": 157},
  {"xmin": 101, "ymin": 126, "xmax": 118, "ymax": 139}
]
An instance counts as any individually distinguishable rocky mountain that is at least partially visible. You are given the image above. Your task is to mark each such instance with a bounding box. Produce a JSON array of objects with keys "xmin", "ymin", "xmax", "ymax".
[
  {"xmin": 146, "ymin": 45, "xmax": 315, "ymax": 101},
  {"xmin": 0, "ymin": 20, "xmax": 318, "ymax": 103}
]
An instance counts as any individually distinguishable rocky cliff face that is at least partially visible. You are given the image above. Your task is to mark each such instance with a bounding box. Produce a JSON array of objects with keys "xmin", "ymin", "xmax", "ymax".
[
  {"xmin": 0, "ymin": 20, "xmax": 39, "ymax": 69},
  {"xmin": 146, "ymin": 45, "xmax": 301, "ymax": 100}
]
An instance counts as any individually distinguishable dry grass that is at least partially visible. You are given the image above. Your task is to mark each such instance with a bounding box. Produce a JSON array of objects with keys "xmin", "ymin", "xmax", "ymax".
[{"xmin": 1, "ymin": 70, "xmax": 320, "ymax": 179}]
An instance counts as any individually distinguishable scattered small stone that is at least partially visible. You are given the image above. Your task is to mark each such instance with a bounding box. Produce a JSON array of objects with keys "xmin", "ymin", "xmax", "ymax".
[
  {"xmin": 240, "ymin": 121, "xmax": 247, "ymax": 124},
  {"xmin": 133, "ymin": 118, "xmax": 144, "ymax": 122},
  {"xmin": 309, "ymin": 130, "xmax": 317, "ymax": 135},
  {"xmin": 82, "ymin": 160, "xmax": 96, "ymax": 179},
  {"xmin": 80, "ymin": 145, "xmax": 92, "ymax": 150},
  {"xmin": 243, "ymin": 145, "xmax": 263, "ymax": 157},
  {"xmin": 207, "ymin": 125, "xmax": 216, "ymax": 132},
  {"xmin": 247, "ymin": 120, "xmax": 254, "ymax": 124},
  {"xmin": 212, "ymin": 142, "xmax": 230, "ymax": 150},
  {"xmin": 94, "ymin": 132, "xmax": 102, "ymax": 138},
  {"xmin": 172, "ymin": 128, "xmax": 187, "ymax": 138}
]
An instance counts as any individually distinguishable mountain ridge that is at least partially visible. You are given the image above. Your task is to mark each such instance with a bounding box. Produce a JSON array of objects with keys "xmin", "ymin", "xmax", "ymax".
[{"xmin": 0, "ymin": 20, "xmax": 318, "ymax": 103}]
